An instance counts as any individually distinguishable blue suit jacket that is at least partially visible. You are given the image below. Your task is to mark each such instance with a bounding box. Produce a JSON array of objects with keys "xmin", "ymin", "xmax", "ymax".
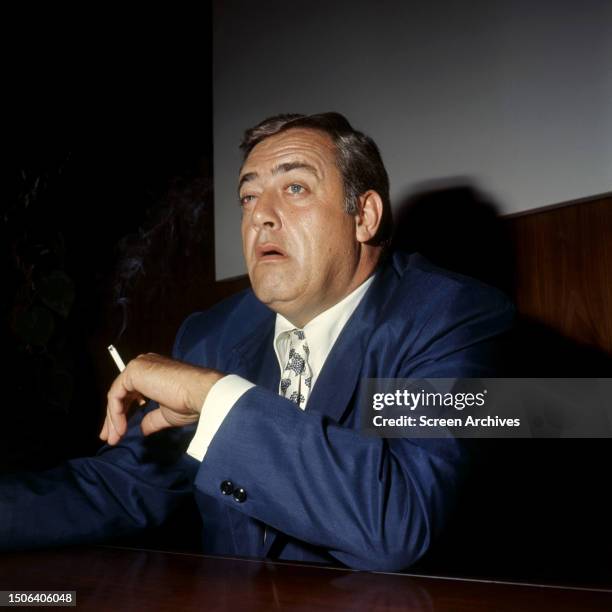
[{"xmin": 0, "ymin": 252, "xmax": 514, "ymax": 571}]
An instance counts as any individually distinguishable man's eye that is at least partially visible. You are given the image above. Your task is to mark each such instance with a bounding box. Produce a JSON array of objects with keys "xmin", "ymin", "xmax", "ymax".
[
  {"xmin": 240, "ymin": 194, "xmax": 256, "ymax": 206},
  {"xmin": 287, "ymin": 184, "xmax": 305, "ymax": 195}
]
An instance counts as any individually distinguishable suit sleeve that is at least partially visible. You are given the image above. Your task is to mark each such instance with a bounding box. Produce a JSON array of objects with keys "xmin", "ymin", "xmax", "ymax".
[
  {"xmin": 192, "ymin": 285, "xmax": 514, "ymax": 571},
  {"xmin": 0, "ymin": 319, "xmax": 201, "ymax": 552}
]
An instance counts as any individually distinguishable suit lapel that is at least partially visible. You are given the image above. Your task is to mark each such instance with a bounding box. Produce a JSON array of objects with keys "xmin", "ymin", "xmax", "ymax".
[
  {"xmin": 227, "ymin": 315, "xmax": 278, "ymax": 386},
  {"xmin": 305, "ymin": 260, "xmax": 400, "ymax": 423}
]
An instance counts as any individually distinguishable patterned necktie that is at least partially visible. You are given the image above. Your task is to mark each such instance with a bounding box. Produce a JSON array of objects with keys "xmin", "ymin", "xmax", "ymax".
[{"xmin": 279, "ymin": 328, "xmax": 312, "ymax": 410}]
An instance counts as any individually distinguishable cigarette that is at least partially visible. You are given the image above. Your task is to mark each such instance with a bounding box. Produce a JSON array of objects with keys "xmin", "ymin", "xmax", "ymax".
[
  {"xmin": 108, "ymin": 344, "xmax": 127, "ymax": 371},
  {"xmin": 107, "ymin": 344, "xmax": 147, "ymax": 406}
]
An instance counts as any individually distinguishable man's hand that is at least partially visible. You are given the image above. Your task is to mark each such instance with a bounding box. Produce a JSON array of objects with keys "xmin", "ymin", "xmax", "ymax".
[{"xmin": 99, "ymin": 353, "xmax": 224, "ymax": 446}]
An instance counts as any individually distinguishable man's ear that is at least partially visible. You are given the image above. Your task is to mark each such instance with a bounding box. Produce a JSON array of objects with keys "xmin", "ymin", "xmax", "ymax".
[{"xmin": 354, "ymin": 190, "xmax": 383, "ymax": 244}]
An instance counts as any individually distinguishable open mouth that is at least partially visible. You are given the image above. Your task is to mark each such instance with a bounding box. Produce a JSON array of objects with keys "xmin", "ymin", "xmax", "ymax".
[{"xmin": 256, "ymin": 243, "xmax": 287, "ymax": 260}]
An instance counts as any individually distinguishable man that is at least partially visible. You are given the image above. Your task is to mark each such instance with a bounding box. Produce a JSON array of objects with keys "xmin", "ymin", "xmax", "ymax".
[{"xmin": 1, "ymin": 113, "xmax": 513, "ymax": 571}]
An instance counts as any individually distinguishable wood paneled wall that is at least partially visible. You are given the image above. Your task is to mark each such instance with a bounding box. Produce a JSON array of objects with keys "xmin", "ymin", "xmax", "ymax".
[{"xmin": 505, "ymin": 194, "xmax": 612, "ymax": 355}]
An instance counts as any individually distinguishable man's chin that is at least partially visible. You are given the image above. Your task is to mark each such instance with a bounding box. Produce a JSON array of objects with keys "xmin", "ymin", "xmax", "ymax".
[
  {"xmin": 251, "ymin": 280, "xmax": 300, "ymax": 310},
  {"xmin": 253, "ymin": 287, "xmax": 293, "ymax": 306}
]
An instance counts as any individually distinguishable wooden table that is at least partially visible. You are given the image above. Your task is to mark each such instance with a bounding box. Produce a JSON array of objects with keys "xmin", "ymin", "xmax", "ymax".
[{"xmin": 0, "ymin": 546, "xmax": 610, "ymax": 611}]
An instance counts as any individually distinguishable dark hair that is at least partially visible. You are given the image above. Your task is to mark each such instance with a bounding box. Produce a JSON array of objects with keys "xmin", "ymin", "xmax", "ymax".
[{"xmin": 240, "ymin": 112, "xmax": 393, "ymax": 245}]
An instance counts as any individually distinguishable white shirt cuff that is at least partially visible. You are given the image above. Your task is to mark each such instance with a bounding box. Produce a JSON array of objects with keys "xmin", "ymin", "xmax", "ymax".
[{"xmin": 186, "ymin": 374, "xmax": 255, "ymax": 462}]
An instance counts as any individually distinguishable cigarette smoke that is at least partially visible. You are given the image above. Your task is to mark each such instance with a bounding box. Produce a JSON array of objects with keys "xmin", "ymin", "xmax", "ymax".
[{"xmin": 112, "ymin": 176, "xmax": 212, "ymax": 343}]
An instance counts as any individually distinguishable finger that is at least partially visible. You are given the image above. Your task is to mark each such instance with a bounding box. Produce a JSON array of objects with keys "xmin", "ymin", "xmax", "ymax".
[
  {"xmin": 123, "ymin": 391, "xmax": 146, "ymax": 415},
  {"xmin": 101, "ymin": 414, "xmax": 116, "ymax": 443},
  {"xmin": 106, "ymin": 375, "xmax": 132, "ymax": 444},
  {"xmin": 127, "ymin": 391, "xmax": 148, "ymax": 408},
  {"xmin": 140, "ymin": 406, "xmax": 174, "ymax": 437},
  {"xmin": 104, "ymin": 411, "xmax": 115, "ymax": 445},
  {"xmin": 106, "ymin": 403, "xmax": 120, "ymax": 444},
  {"xmin": 99, "ymin": 418, "xmax": 108, "ymax": 441},
  {"xmin": 103, "ymin": 400, "xmax": 124, "ymax": 446}
]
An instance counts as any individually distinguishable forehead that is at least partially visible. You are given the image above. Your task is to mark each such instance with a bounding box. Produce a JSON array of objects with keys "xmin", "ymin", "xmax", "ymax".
[{"xmin": 241, "ymin": 128, "xmax": 338, "ymax": 175}]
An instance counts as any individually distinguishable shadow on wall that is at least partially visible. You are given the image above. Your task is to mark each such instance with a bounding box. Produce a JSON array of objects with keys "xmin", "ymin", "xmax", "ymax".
[
  {"xmin": 392, "ymin": 180, "xmax": 612, "ymax": 586},
  {"xmin": 392, "ymin": 181, "xmax": 515, "ymax": 296}
]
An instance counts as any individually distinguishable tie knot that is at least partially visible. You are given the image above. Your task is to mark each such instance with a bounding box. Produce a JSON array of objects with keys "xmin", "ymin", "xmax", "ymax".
[
  {"xmin": 287, "ymin": 329, "xmax": 309, "ymax": 360},
  {"xmin": 290, "ymin": 328, "xmax": 306, "ymax": 341}
]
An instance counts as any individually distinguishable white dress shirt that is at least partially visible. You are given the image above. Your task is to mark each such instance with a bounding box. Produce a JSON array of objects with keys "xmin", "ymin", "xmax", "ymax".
[{"xmin": 186, "ymin": 275, "xmax": 375, "ymax": 461}]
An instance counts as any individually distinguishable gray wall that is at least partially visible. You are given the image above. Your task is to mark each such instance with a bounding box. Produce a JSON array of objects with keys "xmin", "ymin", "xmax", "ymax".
[{"xmin": 213, "ymin": 0, "xmax": 612, "ymax": 279}]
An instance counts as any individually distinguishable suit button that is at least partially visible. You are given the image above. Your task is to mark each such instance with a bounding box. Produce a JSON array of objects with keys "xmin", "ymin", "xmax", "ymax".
[
  {"xmin": 220, "ymin": 480, "xmax": 234, "ymax": 496},
  {"xmin": 233, "ymin": 487, "xmax": 247, "ymax": 503}
]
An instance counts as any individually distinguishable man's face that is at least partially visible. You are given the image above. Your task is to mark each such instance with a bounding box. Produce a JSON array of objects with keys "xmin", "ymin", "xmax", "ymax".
[{"xmin": 239, "ymin": 128, "xmax": 362, "ymax": 327}]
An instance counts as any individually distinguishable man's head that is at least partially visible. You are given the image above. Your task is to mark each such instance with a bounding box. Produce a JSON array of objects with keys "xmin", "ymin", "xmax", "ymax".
[{"xmin": 238, "ymin": 112, "xmax": 393, "ymax": 327}]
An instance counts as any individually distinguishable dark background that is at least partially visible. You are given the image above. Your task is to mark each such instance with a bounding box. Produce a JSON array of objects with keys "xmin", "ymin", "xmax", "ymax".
[{"xmin": 3, "ymin": 10, "xmax": 215, "ymax": 471}]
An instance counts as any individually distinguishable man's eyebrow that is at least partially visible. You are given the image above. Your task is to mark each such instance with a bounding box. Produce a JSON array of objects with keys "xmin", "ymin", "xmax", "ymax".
[
  {"xmin": 238, "ymin": 162, "xmax": 320, "ymax": 193},
  {"xmin": 272, "ymin": 161, "xmax": 320, "ymax": 178},
  {"xmin": 238, "ymin": 172, "xmax": 257, "ymax": 191}
]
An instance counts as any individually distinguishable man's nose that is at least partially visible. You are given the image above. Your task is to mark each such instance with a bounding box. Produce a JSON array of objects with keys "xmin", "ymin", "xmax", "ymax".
[{"xmin": 251, "ymin": 192, "xmax": 281, "ymax": 230}]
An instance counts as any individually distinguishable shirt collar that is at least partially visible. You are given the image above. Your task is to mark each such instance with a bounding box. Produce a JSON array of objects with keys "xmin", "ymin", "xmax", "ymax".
[{"xmin": 273, "ymin": 274, "xmax": 375, "ymax": 388}]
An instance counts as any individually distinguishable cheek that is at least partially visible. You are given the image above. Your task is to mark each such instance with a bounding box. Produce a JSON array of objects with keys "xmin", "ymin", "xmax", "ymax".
[
  {"xmin": 326, "ymin": 218, "xmax": 356, "ymax": 253},
  {"xmin": 241, "ymin": 225, "xmax": 254, "ymax": 265},
  {"xmin": 284, "ymin": 211, "xmax": 310, "ymax": 257}
]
